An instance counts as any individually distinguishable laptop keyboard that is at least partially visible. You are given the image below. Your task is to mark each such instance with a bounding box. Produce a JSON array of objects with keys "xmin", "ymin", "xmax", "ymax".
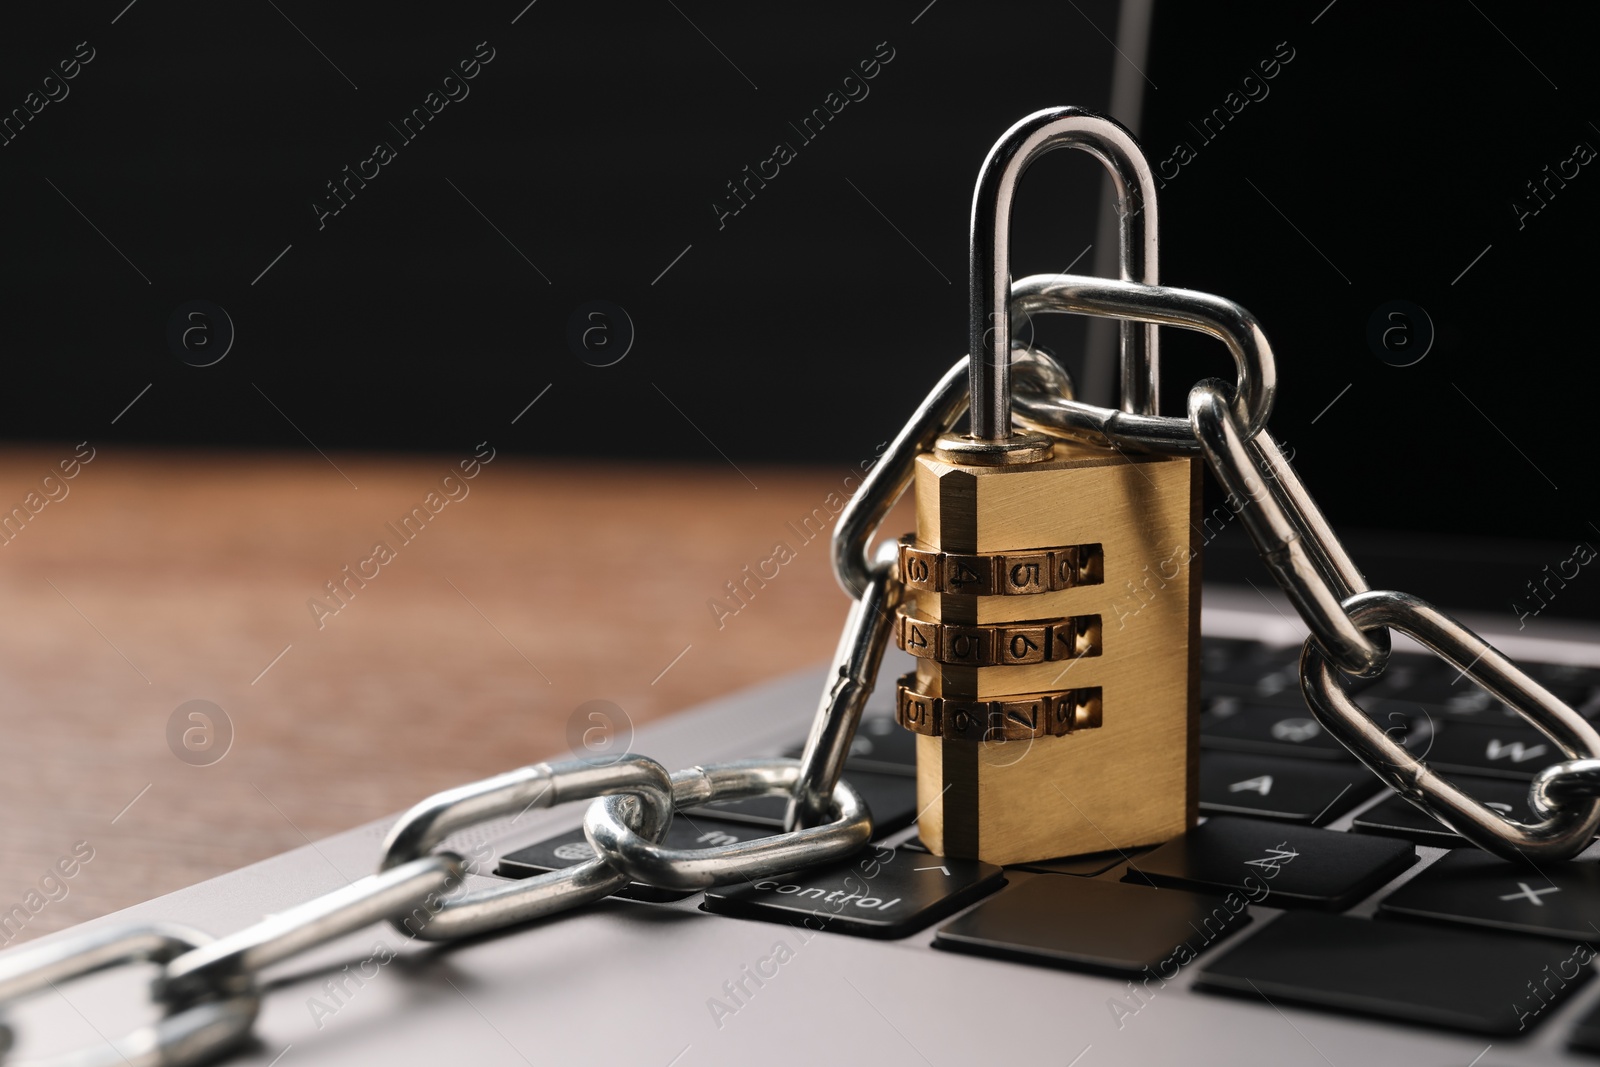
[{"xmin": 497, "ymin": 636, "xmax": 1600, "ymax": 1048}]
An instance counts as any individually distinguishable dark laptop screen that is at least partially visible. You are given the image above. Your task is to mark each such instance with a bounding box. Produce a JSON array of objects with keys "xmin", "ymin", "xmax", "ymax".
[
  {"xmin": 0, "ymin": 1, "xmax": 1118, "ymax": 472},
  {"xmin": 1139, "ymin": 0, "xmax": 1600, "ymax": 621}
]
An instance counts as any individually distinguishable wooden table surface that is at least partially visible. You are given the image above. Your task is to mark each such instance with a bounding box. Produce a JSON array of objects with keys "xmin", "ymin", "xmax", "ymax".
[{"xmin": 0, "ymin": 447, "xmax": 909, "ymax": 944}]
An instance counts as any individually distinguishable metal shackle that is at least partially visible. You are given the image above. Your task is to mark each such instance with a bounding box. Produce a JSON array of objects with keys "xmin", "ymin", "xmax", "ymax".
[{"xmin": 968, "ymin": 106, "xmax": 1159, "ymax": 446}]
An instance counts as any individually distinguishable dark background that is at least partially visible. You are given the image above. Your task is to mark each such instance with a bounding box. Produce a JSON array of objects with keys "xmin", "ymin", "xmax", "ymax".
[
  {"xmin": 0, "ymin": 0, "xmax": 1116, "ymax": 466},
  {"xmin": 1, "ymin": 0, "xmax": 1596, "ymax": 619},
  {"xmin": 1143, "ymin": 1, "xmax": 1600, "ymax": 618}
]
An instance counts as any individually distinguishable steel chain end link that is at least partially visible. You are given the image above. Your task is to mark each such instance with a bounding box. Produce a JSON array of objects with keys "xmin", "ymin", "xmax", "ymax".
[
  {"xmin": 0, "ymin": 923, "xmax": 259, "ymax": 1067},
  {"xmin": 1534, "ymin": 757, "xmax": 1600, "ymax": 816},
  {"xmin": 1302, "ymin": 591, "xmax": 1600, "ymax": 861}
]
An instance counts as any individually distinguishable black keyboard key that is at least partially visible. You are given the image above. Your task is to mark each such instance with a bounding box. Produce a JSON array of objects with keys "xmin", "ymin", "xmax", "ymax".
[
  {"xmin": 1202, "ymin": 701, "xmax": 1352, "ymax": 760},
  {"xmin": 1199, "ymin": 637, "xmax": 1268, "ymax": 677},
  {"xmin": 1378, "ymin": 666, "xmax": 1587, "ymax": 722},
  {"xmin": 1427, "ymin": 721, "xmax": 1563, "ymax": 780},
  {"xmin": 908, "ymin": 836, "xmax": 1140, "ymax": 877},
  {"xmin": 497, "ymin": 816, "xmax": 770, "ymax": 903},
  {"xmin": 1379, "ymin": 850, "xmax": 1600, "ymax": 940},
  {"xmin": 1196, "ymin": 911, "xmax": 1592, "ymax": 1036},
  {"xmin": 1202, "ymin": 662, "xmax": 1306, "ymax": 708},
  {"xmin": 1199, "ymin": 753, "xmax": 1382, "ymax": 824},
  {"xmin": 1013, "ymin": 848, "xmax": 1142, "ymax": 878},
  {"xmin": 1523, "ymin": 661, "xmax": 1600, "ymax": 711},
  {"xmin": 1204, "ymin": 700, "xmax": 1434, "ymax": 763},
  {"xmin": 1204, "ymin": 642, "xmax": 1298, "ymax": 686},
  {"xmin": 881, "ymin": 835, "xmax": 1135, "ymax": 877},
  {"xmin": 704, "ymin": 847, "xmax": 1002, "ymax": 939},
  {"xmin": 684, "ymin": 769, "xmax": 917, "ymax": 835},
  {"xmin": 1426, "ymin": 693, "xmax": 1526, "ymax": 724},
  {"xmin": 1363, "ymin": 697, "xmax": 1521, "ymax": 734},
  {"xmin": 1396, "ymin": 675, "xmax": 1594, "ymax": 724},
  {"xmin": 1126, "ymin": 816, "xmax": 1416, "ymax": 909},
  {"xmin": 782, "ymin": 711, "xmax": 915, "ymax": 775},
  {"xmin": 841, "ymin": 710, "xmax": 918, "ymax": 773},
  {"xmin": 1350, "ymin": 654, "xmax": 1450, "ymax": 707},
  {"xmin": 1204, "ymin": 645, "xmax": 1387, "ymax": 708},
  {"xmin": 1391, "ymin": 670, "xmax": 1504, "ymax": 714},
  {"xmin": 1352, "ymin": 775, "xmax": 1539, "ymax": 847},
  {"xmin": 935, "ymin": 874, "xmax": 1249, "ymax": 977},
  {"xmin": 1525, "ymin": 660, "xmax": 1600, "ymax": 687}
]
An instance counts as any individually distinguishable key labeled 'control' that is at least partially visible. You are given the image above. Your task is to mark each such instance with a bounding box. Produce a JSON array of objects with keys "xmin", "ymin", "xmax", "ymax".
[{"xmin": 704, "ymin": 845, "xmax": 1003, "ymax": 939}]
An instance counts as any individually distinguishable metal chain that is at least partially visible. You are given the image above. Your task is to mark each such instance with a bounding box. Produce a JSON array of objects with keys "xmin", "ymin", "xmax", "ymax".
[
  {"xmin": 0, "ymin": 754, "xmax": 871, "ymax": 1065},
  {"xmin": 1008, "ymin": 269, "xmax": 1600, "ymax": 863}
]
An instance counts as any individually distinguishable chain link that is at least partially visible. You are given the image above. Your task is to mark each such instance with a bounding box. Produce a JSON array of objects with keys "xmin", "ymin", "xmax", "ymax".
[
  {"xmin": 1301, "ymin": 590, "xmax": 1600, "ymax": 860},
  {"xmin": 1010, "ymin": 272, "xmax": 1276, "ymax": 452},
  {"xmin": 832, "ymin": 356, "xmax": 968, "ymax": 600},
  {"xmin": 161, "ymin": 855, "xmax": 461, "ymax": 1002},
  {"xmin": 1187, "ymin": 379, "xmax": 1388, "ymax": 677},
  {"xmin": 0, "ymin": 923, "xmax": 259, "ymax": 1067},
  {"xmin": 590, "ymin": 760, "xmax": 871, "ymax": 889},
  {"xmin": 787, "ymin": 540, "xmax": 902, "ymax": 830},
  {"xmin": 377, "ymin": 754, "xmax": 675, "ymax": 940}
]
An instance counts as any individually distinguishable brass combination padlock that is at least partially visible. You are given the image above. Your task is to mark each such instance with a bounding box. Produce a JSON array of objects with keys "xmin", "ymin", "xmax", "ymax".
[{"xmin": 895, "ymin": 110, "xmax": 1201, "ymax": 867}]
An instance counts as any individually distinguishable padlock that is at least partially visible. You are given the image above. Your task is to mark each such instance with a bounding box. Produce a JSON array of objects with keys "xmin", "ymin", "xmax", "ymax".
[{"xmin": 895, "ymin": 108, "xmax": 1200, "ymax": 867}]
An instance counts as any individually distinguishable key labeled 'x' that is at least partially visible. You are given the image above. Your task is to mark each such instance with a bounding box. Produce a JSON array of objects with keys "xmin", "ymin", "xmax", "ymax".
[{"xmin": 1498, "ymin": 881, "xmax": 1561, "ymax": 906}]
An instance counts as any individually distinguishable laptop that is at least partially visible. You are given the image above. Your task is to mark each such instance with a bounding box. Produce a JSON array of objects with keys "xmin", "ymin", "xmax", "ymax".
[{"xmin": 8, "ymin": 1, "xmax": 1600, "ymax": 1063}]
